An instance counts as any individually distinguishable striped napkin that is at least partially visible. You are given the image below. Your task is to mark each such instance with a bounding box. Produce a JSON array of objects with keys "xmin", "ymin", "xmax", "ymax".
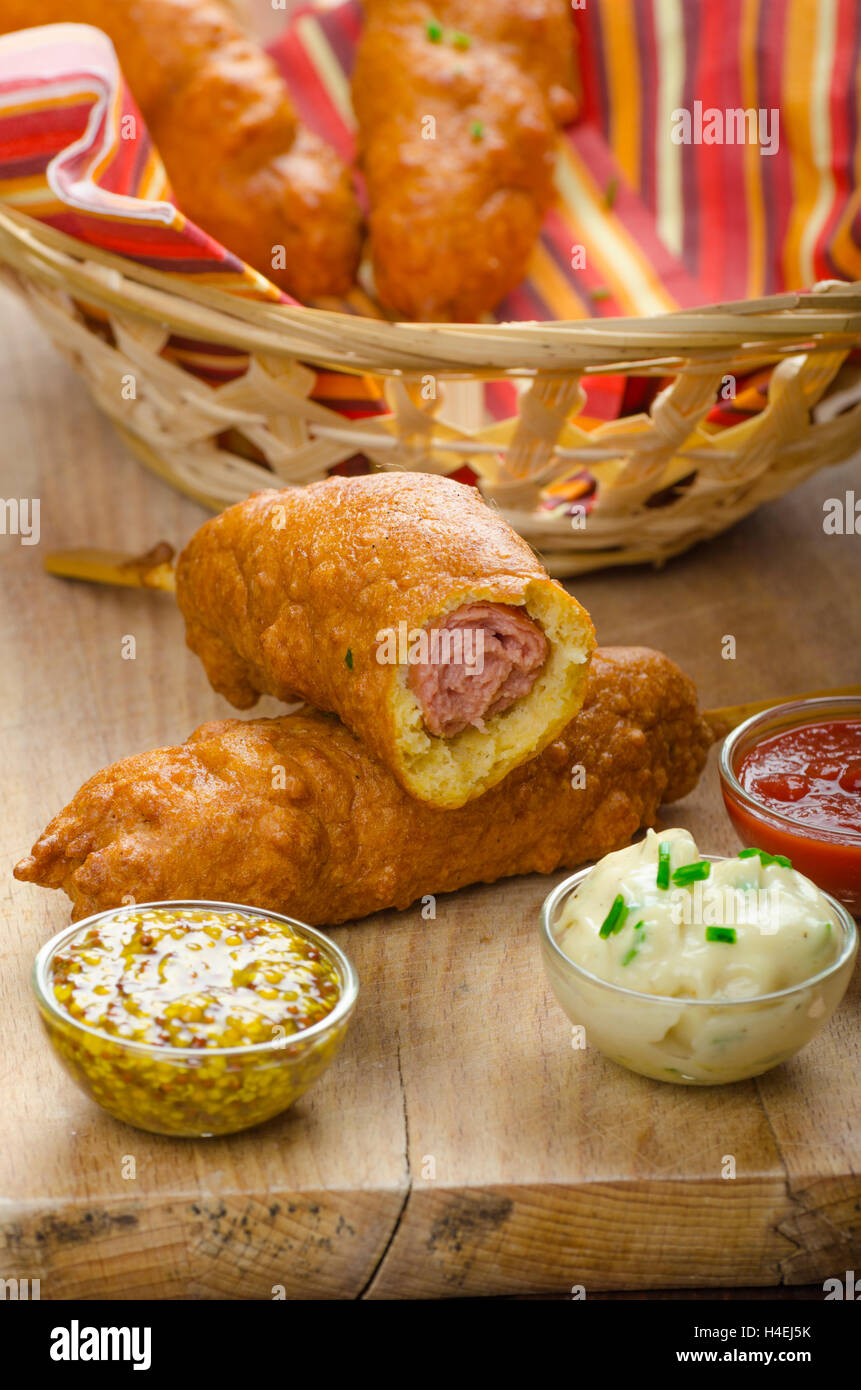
[
  {"xmin": 0, "ymin": 19, "xmax": 386, "ymax": 421},
  {"xmin": 271, "ymin": 0, "xmax": 861, "ymax": 432},
  {"xmin": 0, "ymin": 3, "xmax": 859, "ymax": 486},
  {"xmin": 0, "ymin": 23, "xmax": 287, "ymax": 302}
]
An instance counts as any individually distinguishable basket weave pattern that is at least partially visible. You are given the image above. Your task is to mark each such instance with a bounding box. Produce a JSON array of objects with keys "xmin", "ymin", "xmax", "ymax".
[{"xmin": 2, "ymin": 207, "xmax": 860, "ymax": 576}]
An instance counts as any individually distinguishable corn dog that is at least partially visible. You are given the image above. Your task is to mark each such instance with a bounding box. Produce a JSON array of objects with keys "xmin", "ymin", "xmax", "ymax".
[
  {"xmin": 14, "ymin": 648, "xmax": 713, "ymax": 926},
  {"xmin": 352, "ymin": 0, "xmax": 580, "ymax": 319},
  {"xmin": 175, "ymin": 473, "xmax": 595, "ymax": 809}
]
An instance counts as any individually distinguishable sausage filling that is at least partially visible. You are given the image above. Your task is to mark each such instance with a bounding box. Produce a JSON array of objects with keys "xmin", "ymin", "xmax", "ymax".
[{"xmin": 407, "ymin": 602, "xmax": 548, "ymax": 738}]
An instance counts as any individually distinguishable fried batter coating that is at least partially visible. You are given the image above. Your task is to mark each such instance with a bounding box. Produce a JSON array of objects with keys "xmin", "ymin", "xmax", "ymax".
[
  {"xmin": 14, "ymin": 649, "xmax": 713, "ymax": 926},
  {"xmin": 352, "ymin": 0, "xmax": 580, "ymax": 320},
  {"xmin": 0, "ymin": 0, "xmax": 361, "ymax": 299},
  {"xmin": 174, "ymin": 473, "xmax": 595, "ymax": 808}
]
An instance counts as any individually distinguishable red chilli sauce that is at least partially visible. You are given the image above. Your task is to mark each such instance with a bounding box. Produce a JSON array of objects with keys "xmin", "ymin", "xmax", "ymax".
[{"xmin": 733, "ymin": 719, "xmax": 861, "ymax": 912}]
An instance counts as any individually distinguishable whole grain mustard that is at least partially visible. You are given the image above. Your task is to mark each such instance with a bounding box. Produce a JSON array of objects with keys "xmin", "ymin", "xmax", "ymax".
[
  {"xmin": 41, "ymin": 905, "xmax": 351, "ymax": 1136},
  {"xmin": 52, "ymin": 907, "xmax": 340, "ymax": 1047}
]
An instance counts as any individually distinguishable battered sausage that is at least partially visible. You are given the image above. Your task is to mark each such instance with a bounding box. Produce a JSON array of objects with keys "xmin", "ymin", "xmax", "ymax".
[
  {"xmin": 174, "ymin": 473, "xmax": 595, "ymax": 808},
  {"xmin": 352, "ymin": 0, "xmax": 580, "ymax": 319},
  {"xmin": 14, "ymin": 649, "xmax": 714, "ymax": 926}
]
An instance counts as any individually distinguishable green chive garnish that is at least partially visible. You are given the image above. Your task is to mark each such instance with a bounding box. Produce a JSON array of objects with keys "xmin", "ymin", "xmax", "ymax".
[
  {"xmin": 672, "ymin": 860, "xmax": 711, "ymax": 886},
  {"xmin": 738, "ymin": 847, "xmax": 792, "ymax": 869},
  {"xmin": 345, "ymin": 649, "xmax": 354, "ymax": 669},
  {"xmin": 603, "ymin": 175, "xmax": 619, "ymax": 209},
  {"xmin": 427, "ymin": 19, "xmax": 443, "ymax": 41},
  {"xmin": 470, "ymin": 120, "xmax": 484, "ymax": 141},
  {"xmin": 656, "ymin": 841, "xmax": 671, "ymax": 890},
  {"xmin": 452, "ymin": 31, "xmax": 470, "ymax": 49},
  {"xmin": 706, "ymin": 926, "xmax": 737, "ymax": 945},
  {"xmin": 590, "ymin": 286, "xmax": 611, "ymax": 301},
  {"xmin": 621, "ymin": 920, "xmax": 645, "ymax": 965},
  {"xmin": 599, "ymin": 894, "xmax": 627, "ymax": 939}
]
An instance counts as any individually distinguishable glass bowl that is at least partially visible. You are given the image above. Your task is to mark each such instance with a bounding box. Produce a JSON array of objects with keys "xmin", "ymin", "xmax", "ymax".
[
  {"xmin": 540, "ymin": 860, "xmax": 857, "ymax": 1085},
  {"xmin": 33, "ymin": 900, "xmax": 359, "ymax": 1137},
  {"xmin": 718, "ymin": 696, "xmax": 861, "ymax": 914}
]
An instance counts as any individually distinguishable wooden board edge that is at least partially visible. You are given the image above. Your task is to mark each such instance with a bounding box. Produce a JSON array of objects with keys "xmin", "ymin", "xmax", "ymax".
[
  {"xmin": 364, "ymin": 1177, "xmax": 861, "ymax": 1299},
  {"xmin": 0, "ymin": 1187, "xmax": 408, "ymax": 1300}
]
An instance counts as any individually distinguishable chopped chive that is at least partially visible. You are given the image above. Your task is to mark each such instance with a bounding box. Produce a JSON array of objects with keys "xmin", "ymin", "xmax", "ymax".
[
  {"xmin": 470, "ymin": 120, "xmax": 484, "ymax": 141},
  {"xmin": 345, "ymin": 648, "xmax": 354, "ymax": 669},
  {"xmin": 672, "ymin": 860, "xmax": 711, "ymax": 886},
  {"xmin": 590, "ymin": 286, "xmax": 611, "ymax": 301},
  {"xmin": 427, "ymin": 18, "xmax": 443, "ymax": 41},
  {"xmin": 737, "ymin": 846, "xmax": 792, "ymax": 869},
  {"xmin": 603, "ymin": 175, "xmax": 619, "ymax": 209},
  {"xmin": 599, "ymin": 894, "xmax": 628, "ymax": 939},
  {"xmin": 452, "ymin": 31, "xmax": 470, "ymax": 49},
  {"xmin": 656, "ymin": 841, "xmax": 671, "ymax": 890},
  {"xmin": 621, "ymin": 920, "xmax": 645, "ymax": 966},
  {"xmin": 705, "ymin": 926, "xmax": 737, "ymax": 944}
]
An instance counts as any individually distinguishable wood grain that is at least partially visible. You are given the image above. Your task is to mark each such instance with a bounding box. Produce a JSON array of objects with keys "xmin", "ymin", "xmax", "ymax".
[{"xmin": 1, "ymin": 286, "xmax": 859, "ymax": 1299}]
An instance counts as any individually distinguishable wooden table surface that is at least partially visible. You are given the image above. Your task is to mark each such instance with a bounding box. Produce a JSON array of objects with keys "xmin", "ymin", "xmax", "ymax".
[{"xmin": 1, "ymin": 286, "xmax": 860, "ymax": 1300}]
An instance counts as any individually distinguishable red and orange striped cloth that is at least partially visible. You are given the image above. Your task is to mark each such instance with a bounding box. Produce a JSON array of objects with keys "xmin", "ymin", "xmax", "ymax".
[
  {"xmin": 0, "ymin": 20, "xmax": 386, "ymax": 419},
  {"xmin": 0, "ymin": 4, "xmax": 859, "ymax": 457},
  {"xmin": 272, "ymin": 0, "xmax": 861, "ymax": 426},
  {"xmin": 0, "ymin": 24, "xmax": 286, "ymax": 301},
  {"xmin": 576, "ymin": 0, "xmax": 861, "ymax": 302}
]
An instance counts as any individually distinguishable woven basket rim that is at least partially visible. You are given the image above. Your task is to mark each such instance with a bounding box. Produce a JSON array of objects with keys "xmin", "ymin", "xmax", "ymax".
[{"xmin": 1, "ymin": 205, "xmax": 860, "ymax": 377}]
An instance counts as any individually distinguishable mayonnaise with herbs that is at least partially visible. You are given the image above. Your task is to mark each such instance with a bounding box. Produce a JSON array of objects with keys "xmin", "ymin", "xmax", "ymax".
[
  {"xmin": 555, "ymin": 829, "xmax": 840, "ymax": 1000},
  {"xmin": 543, "ymin": 829, "xmax": 853, "ymax": 1084}
]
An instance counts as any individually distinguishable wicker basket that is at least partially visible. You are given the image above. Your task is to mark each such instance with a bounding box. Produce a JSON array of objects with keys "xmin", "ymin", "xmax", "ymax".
[{"xmin": 1, "ymin": 203, "xmax": 860, "ymax": 577}]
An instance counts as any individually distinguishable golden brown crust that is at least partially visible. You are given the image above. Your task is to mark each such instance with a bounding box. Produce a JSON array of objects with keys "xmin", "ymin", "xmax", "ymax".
[
  {"xmin": 174, "ymin": 473, "xmax": 595, "ymax": 805},
  {"xmin": 352, "ymin": 0, "xmax": 580, "ymax": 320},
  {"xmin": 14, "ymin": 648, "xmax": 714, "ymax": 925},
  {"xmin": 0, "ymin": 0, "xmax": 362, "ymax": 299}
]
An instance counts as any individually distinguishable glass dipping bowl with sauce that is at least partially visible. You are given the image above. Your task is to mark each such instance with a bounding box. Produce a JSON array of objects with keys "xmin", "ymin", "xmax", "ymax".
[
  {"xmin": 719, "ymin": 696, "xmax": 861, "ymax": 914},
  {"xmin": 33, "ymin": 901, "xmax": 359, "ymax": 1137},
  {"xmin": 540, "ymin": 858, "xmax": 857, "ymax": 1085}
]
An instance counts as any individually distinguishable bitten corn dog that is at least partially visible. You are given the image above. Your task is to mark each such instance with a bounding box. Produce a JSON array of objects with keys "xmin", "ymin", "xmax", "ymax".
[
  {"xmin": 0, "ymin": 0, "xmax": 362, "ymax": 299},
  {"xmin": 352, "ymin": 0, "xmax": 581, "ymax": 319},
  {"xmin": 14, "ymin": 648, "xmax": 713, "ymax": 926},
  {"xmin": 174, "ymin": 473, "xmax": 595, "ymax": 809}
]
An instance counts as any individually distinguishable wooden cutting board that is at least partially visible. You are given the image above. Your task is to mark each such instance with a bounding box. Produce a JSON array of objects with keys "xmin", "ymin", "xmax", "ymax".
[{"xmin": 1, "ymin": 289, "xmax": 860, "ymax": 1300}]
